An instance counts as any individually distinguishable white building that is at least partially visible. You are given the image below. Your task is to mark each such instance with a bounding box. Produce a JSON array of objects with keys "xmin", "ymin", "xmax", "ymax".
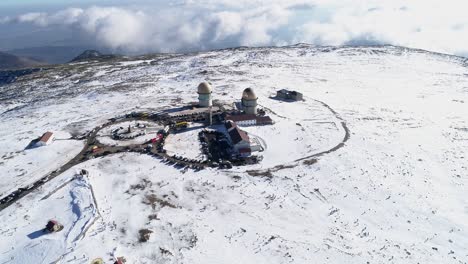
[
  {"xmin": 227, "ymin": 115, "xmax": 256, "ymax": 126},
  {"xmin": 198, "ymin": 82, "xmax": 213, "ymax": 107},
  {"xmin": 225, "ymin": 114, "xmax": 273, "ymax": 127},
  {"xmin": 36, "ymin": 132, "xmax": 55, "ymax": 147},
  {"xmin": 249, "ymin": 138, "xmax": 263, "ymax": 152}
]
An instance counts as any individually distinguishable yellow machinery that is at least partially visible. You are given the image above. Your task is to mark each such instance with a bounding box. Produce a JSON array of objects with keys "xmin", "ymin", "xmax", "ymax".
[{"xmin": 175, "ymin": 121, "xmax": 188, "ymax": 129}]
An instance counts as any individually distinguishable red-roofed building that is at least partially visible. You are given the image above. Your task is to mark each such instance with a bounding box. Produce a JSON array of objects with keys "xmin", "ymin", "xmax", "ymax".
[
  {"xmin": 229, "ymin": 126, "xmax": 250, "ymax": 145},
  {"xmin": 225, "ymin": 119, "xmax": 267, "ymax": 157},
  {"xmin": 227, "ymin": 125, "xmax": 251, "ymax": 156},
  {"xmin": 36, "ymin": 132, "xmax": 55, "ymax": 147}
]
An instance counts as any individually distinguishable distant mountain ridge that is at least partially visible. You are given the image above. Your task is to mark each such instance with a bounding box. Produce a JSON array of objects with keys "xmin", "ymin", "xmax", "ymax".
[
  {"xmin": 70, "ymin": 50, "xmax": 103, "ymax": 62},
  {"xmin": 0, "ymin": 51, "xmax": 45, "ymax": 70},
  {"xmin": 8, "ymin": 46, "xmax": 94, "ymax": 64},
  {"xmin": 70, "ymin": 50, "xmax": 119, "ymax": 62}
]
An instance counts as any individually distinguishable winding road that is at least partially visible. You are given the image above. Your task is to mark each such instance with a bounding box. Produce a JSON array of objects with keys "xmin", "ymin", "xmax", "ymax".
[
  {"xmin": 0, "ymin": 98, "xmax": 350, "ymax": 211},
  {"xmin": 0, "ymin": 117, "xmax": 168, "ymax": 211}
]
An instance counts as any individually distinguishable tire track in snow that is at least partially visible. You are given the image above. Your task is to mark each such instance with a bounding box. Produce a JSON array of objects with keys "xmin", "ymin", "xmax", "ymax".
[
  {"xmin": 294, "ymin": 98, "xmax": 351, "ymax": 161},
  {"xmin": 245, "ymin": 98, "xmax": 350, "ymax": 176}
]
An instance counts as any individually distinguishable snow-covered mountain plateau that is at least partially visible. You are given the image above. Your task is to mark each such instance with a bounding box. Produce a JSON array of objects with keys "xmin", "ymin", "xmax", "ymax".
[{"xmin": 0, "ymin": 45, "xmax": 467, "ymax": 263}]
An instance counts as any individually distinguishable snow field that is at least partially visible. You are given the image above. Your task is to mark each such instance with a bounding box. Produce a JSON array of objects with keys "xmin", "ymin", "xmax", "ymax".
[{"xmin": 0, "ymin": 45, "xmax": 466, "ymax": 263}]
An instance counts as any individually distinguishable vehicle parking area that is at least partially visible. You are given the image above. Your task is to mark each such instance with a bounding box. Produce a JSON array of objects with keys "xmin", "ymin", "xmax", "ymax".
[{"xmin": 199, "ymin": 130, "xmax": 232, "ymax": 162}]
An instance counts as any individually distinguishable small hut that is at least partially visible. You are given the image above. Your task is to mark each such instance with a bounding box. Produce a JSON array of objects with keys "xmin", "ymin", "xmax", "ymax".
[
  {"xmin": 45, "ymin": 220, "xmax": 63, "ymax": 233},
  {"xmin": 35, "ymin": 131, "xmax": 55, "ymax": 147},
  {"xmin": 276, "ymin": 89, "xmax": 303, "ymax": 101}
]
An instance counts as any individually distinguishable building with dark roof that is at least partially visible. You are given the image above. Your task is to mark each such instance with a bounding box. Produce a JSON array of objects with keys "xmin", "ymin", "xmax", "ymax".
[
  {"xmin": 45, "ymin": 220, "xmax": 63, "ymax": 232},
  {"xmin": 225, "ymin": 120, "xmax": 236, "ymax": 131},
  {"xmin": 228, "ymin": 126, "xmax": 250, "ymax": 146},
  {"xmin": 276, "ymin": 89, "xmax": 303, "ymax": 101},
  {"xmin": 225, "ymin": 122, "xmax": 251, "ymax": 156},
  {"xmin": 256, "ymin": 116, "xmax": 274, "ymax": 125}
]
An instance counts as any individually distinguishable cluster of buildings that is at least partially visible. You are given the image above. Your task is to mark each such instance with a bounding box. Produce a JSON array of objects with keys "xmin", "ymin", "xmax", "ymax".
[
  {"xmin": 196, "ymin": 81, "xmax": 271, "ymax": 157},
  {"xmin": 169, "ymin": 82, "xmax": 275, "ymax": 129},
  {"xmin": 197, "ymin": 82, "xmax": 272, "ymax": 125},
  {"xmin": 151, "ymin": 82, "xmax": 294, "ymax": 159}
]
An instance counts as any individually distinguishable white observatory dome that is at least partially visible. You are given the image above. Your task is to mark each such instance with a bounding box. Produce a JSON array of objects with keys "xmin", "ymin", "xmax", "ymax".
[{"xmin": 198, "ymin": 82, "xmax": 212, "ymax": 94}]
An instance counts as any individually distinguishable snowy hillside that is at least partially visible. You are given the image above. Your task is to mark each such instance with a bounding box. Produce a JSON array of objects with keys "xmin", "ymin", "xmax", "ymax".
[{"xmin": 0, "ymin": 45, "xmax": 467, "ymax": 263}]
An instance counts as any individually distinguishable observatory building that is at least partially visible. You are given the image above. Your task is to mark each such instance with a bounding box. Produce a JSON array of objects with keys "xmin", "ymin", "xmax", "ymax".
[
  {"xmin": 241, "ymin": 88, "xmax": 258, "ymax": 115},
  {"xmin": 198, "ymin": 82, "xmax": 213, "ymax": 107}
]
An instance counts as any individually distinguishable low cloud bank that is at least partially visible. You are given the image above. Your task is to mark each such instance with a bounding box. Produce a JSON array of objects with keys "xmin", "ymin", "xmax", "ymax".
[{"xmin": 2, "ymin": 0, "xmax": 467, "ymax": 56}]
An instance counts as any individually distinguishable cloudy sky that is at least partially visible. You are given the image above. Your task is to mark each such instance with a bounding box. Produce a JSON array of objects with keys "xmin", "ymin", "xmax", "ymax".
[{"xmin": 1, "ymin": 0, "xmax": 467, "ymax": 56}]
